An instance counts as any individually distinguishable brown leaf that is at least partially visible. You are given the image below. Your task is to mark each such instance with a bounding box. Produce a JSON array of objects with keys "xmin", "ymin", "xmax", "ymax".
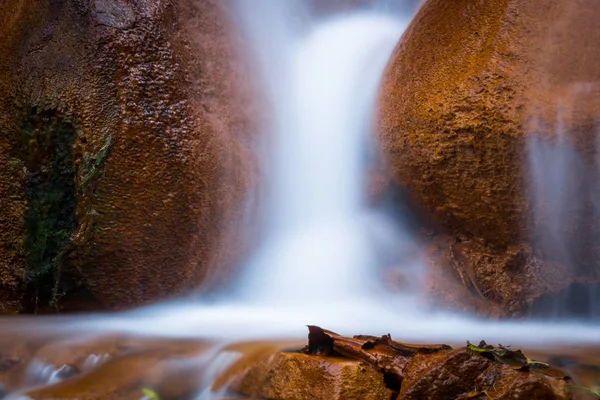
[
  {"xmin": 305, "ymin": 325, "xmax": 335, "ymax": 356},
  {"xmin": 304, "ymin": 326, "xmax": 452, "ymax": 390}
]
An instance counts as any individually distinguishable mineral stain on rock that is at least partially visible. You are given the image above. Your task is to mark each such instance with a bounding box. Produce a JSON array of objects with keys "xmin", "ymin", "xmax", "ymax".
[
  {"xmin": 0, "ymin": 0, "xmax": 258, "ymax": 312},
  {"xmin": 19, "ymin": 109, "xmax": 79, "ymax": 311},
  {"xmin": 91, "ymin": 0, "xmax": 136, "ymax": 29}
]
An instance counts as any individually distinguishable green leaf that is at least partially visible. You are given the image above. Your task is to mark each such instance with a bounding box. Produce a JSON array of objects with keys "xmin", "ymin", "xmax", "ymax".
[
  {"xmin": 466, "ymin": 340, "xmax": 493, "ymax": 353},
  {"xmin": 525, "ymin": 357, "xmax": 549, "ymax": 369},
  {"xmin": 141, "ymin": 387, "xmax": 160, "ymax": 400},
  {"xmin": 467, "ymin": 341, "xmax": 552, "ymax": 371}
]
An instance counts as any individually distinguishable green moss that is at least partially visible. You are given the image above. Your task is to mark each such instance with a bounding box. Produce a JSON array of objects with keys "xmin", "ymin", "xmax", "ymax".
[
  {"xmin": 20, "ymin": 108, "xmax": 77, "ymax": 311},
  {"xmin": 81, "ymin": 134, "xmax": 111, "ymax": 189}
]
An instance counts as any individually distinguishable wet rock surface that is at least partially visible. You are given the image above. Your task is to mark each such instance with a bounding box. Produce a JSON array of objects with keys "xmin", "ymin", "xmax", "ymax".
[
  {"xmin": 0, "ymin": 333, "xmax": 215, "ymax": 398},
  {"xmin": 378, "ymin": 0, "xmax": 600, "ymax": 316},
  {"xmin": 231, "ymin": 352, "xmax": 393, "ymax": 400},
  {"xmin": 0, "ymin": 327, "xmax": 596, "ymax": 400},
  {"xmin": 230, "ymin": 327, "xmax": 572, "ymax": 400},
  {"xmin": 0, "ymin": 0, "xmax": 257, "ymax": 312}
]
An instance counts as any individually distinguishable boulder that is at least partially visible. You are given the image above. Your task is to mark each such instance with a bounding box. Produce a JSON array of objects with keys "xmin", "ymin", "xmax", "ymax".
[
  {"xmin": 229, "ymin": 327, "xmax": 571, "ymax": 400},
  {"xmin": 0, "ymin": 0, "xmax": 257, "ymax": 311},
  {"xmin": 378, "ymin": 0, "xmax": 600, "ymax": 315},
  {"xmin": 230, "ymin": 352, "xmax": 394, "ymax": 400},
  {"xmin": 400, "ymin": 349, "xmax": 569, "ymax": 400}
]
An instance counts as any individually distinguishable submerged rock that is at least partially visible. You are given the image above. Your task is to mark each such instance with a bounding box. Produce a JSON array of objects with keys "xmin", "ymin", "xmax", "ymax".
[
  {"xmin": 378, "ymin": 0, "xmax": 600, "ymax": 315},
  {"xmin": 0, "ymin": 0, "xmax": 257, "ymax": 311}
]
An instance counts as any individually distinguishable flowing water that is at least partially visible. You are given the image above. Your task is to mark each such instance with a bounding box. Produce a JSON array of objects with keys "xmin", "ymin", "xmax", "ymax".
[
  {"xmin": 2, "ymin": 0, "xmax": 600, "ymax": 398},
  {"xmin": 234, "ymin": 2, "xmax": 418, "ymax": 306},
  {"xmin": 528, "ymin": 113, "xmax": 600, "ymax": 319}
]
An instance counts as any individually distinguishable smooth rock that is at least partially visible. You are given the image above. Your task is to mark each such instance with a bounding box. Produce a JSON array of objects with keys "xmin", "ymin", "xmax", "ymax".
[{"xmin": 230, "ymin": 352, "xmax": 394, "ymax": 400}]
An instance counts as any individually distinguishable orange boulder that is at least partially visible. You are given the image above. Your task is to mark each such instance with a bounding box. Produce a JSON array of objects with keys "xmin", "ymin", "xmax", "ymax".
[{"xmin": 379, "ymin": 0, "xmax": 600, "ymax": 315}]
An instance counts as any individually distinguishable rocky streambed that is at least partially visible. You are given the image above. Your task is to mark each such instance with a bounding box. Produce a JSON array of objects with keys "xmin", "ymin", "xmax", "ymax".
[{"xmin": 0, "ymin": 327, "xmax": 597, "ymax": 399}]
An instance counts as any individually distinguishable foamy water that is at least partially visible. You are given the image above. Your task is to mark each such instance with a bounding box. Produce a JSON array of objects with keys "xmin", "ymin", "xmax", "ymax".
[{"xmin": 236, "ymin": 11, "xmax": 413, "ymax": 306}]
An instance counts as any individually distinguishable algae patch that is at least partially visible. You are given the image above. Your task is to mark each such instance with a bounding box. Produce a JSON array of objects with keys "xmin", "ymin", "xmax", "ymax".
[
  {"xmin": 20, "ymin": 108, "xmax": 78, "ymax": 310},
  {"xmin": 81, "ymin": 134, "xmax": 111, "ymax": 189}
]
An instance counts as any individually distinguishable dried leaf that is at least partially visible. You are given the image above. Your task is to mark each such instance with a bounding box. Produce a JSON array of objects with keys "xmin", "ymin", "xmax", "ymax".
[
  {"xmin": 305, "ymin": 325, "xmax": 335, "ymax": 355},
  {"xmin": 467, "ymin": 341, "xmax": 565, "ymax": 375},
  {"xmin": 377, "ymin": 334, "xmax": 452, "ymax": 354},
  {"xmin": 490, "ymin": 347, "xmax": 528, "ymax": 369}
]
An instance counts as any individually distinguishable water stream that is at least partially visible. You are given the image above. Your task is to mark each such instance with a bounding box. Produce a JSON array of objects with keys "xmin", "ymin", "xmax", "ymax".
[
  {"xmin": 528, "ymin": 113, "xmax": 600, "ymax": 319},
  {"xmin": 1, "ymin": 0, "xmax": 600, "ymax": 397},
  {"xmin": 235, "ymin": 3, "xmax": 417, "ymax": 307}
]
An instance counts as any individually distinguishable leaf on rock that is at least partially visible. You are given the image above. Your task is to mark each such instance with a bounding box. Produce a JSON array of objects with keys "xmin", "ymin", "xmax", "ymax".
[
  {"xmin": 491, "ymin": 347, "xmax": 528, "ymax": 370},
  {"xmin": 305, "ymin": 325, "xmax": 335, "ymax": 355},
  {"xmin": 466, "ymin": 340, "xmax": 494, "ymax": 353},
  {"xmin": 370, "ymin": 334, "xmax": 452, "ymax": 355},
  {"xmin": 526, "ymin": 357, "xmax": 549, "ymax": 369},
  {"xmin": 141, "ymin": 388, "xmax": 160, "ymax": 400},
  {"xmin": 303, "ymin": 325, "xmax": 453, "ymax": 392},
  {"xmin": 467, "ymin": 341, "xmax": 561, "ymax": 374}
]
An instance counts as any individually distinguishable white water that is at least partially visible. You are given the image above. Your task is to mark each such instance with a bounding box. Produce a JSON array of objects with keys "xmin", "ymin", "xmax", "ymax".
[
  {"xmin": 236, "ymin": 10, "xmax": 415, "ymax": 306},
  {"xmin": 2, "ymin": 0, "xmax": 600, "ymax": 396},
  {"xmin": 527, "ymin": 111, "xmax": 600, "ymax": 319}
]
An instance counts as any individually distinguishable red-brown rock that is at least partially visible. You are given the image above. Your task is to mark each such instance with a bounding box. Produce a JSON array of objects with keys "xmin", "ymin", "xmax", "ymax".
[
  {"xmin": 228, "ymin": 328, "xmax": 571, "ymax": 400},
  {"xmin": 400, "ymin": 349, "xmax": 569, "ymax": 400},
  {"xmin": 230, "ymin": 352, "xmax": 394, "ymax": 400},
  {"xmin": 378, "ymin": 0, "xmax": 600, "ymax": 315},
  {"xmin": 0, "ymin": 0, "xmax": 257, "ymax": 311}
]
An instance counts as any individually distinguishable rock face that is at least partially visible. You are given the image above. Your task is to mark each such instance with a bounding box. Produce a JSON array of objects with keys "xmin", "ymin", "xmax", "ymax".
[
  {"xmin": 379, "ymin": 0, "xmax": 600, "ymax": 315},
  {"xmin": 0, "ymin": 0, "xmax": 257, "ymax": 312}
]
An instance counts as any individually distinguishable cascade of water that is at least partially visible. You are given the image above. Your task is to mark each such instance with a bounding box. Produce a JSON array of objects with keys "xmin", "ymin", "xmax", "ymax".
[
  {"xmin": 527, "ymin": 110, "xmax": 600, "ymax": 319},
  {"xmin": 235, "ymin": 7, "xmax": 416, "ymax": 306},
  {"xmin": 3, "ymin": 2, "xmax": 600, "ymax": 396},
  {"xmin": 0, "ymin": 0, "xmax": 597, "ymax": 343}
]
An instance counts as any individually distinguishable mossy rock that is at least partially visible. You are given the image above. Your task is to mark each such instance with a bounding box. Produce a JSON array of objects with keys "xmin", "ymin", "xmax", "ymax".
[{"xmin": 0, "ymin": 0, "xmax": 257, "ymax": 312}]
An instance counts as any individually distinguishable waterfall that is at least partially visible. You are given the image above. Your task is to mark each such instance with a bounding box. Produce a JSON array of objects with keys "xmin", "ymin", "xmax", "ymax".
[
  {"xmin": 1, "ymin": 6, "xmax": 600, "ymax": 398},
  {"xmin": 233, "ymin": 4, "xmax": 416, "ymax": 306},
  {"xmin": 527, "ymin": 112, "xmax": 600, "ymax": 319}
]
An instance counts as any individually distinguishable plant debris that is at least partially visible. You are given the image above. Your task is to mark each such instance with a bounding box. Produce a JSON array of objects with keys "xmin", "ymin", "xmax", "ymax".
[
  {"xmin": 141, "ymin": 387, "xmax": 160, "ymax": 400},
  {"xmin": 303, "ymin": 326, "xmax": 452, "ymax": 391},
  {"xmin": 466, "ymin": 340, "xmax": 569, "ymax": 380}
]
